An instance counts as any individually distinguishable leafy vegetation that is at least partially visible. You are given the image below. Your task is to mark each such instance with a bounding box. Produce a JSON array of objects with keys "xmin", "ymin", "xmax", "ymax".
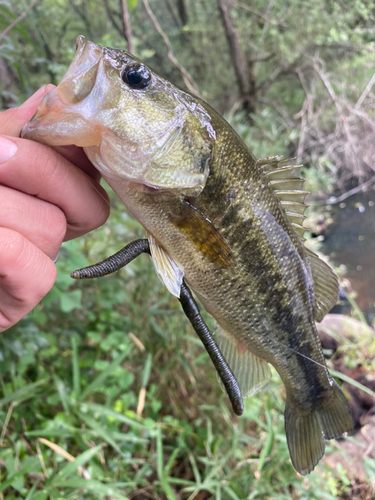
[
  {"xmin": 1, "ymin": 0, "xmax": 375, "ymax": 498},
  {"xmin": 3, "ymin": 193, "xmax": 369, "ymax": 500}
]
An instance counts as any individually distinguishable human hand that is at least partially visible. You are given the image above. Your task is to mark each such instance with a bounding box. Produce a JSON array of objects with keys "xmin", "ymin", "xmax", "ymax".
[{"xmin": 0, "ymin": 85, "xmax": 110, "ymax": 332}]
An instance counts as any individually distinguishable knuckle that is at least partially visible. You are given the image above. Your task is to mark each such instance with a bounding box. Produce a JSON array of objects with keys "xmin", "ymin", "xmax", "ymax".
[
  {"xmin": 35, "ymin": 258, "xmax": 57, "ymax": 299},
  {"xmin": 30, "ymin": 142, "xmax": 57, "ymax": 179},
  {"xmin": 93, "ymin": 191, "xmax": 110, "ymax": 229},
  {"xmin": 0, "ymin": 229, "xmax": 57, "ymax": 331},
  {"xmin": 0, "ymin": 228, "xmax": 26, "ymax": 267},
  {"xmin": 46, "ymin": 205, "xmax": 67, "ymax": 245},
  {"xmin": 65, "ymin": 181, "xmax": 110, "ymax": 238},
  {"xmin": 24, "ymin": 141, "xmax": 64, "ymax": 189}
]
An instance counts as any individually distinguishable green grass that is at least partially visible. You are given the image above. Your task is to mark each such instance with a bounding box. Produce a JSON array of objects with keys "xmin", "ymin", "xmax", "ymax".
[{"xmin": 1, "ymin": 196, "xmax": 374, "ymax": 499}]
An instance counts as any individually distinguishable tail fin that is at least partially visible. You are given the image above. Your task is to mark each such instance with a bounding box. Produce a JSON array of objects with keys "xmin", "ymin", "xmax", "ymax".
[
  {"xmin": 318, "ymin": 379, "xmax": 353, "ymax": 440},
  {"xmin": 285, "ymin": 381, "xmax": 353, "ymax": 475}
]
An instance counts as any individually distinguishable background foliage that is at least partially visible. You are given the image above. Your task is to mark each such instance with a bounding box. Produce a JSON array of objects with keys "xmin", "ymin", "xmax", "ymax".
[{"xmin": 1, "ymin": 0, "xmax": 375, "ymax": 498}]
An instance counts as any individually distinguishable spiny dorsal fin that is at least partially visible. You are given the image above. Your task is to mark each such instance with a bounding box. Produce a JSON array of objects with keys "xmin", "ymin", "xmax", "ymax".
[
  {"xmin": 256, "ymin": 156, "xmax": 308, "ymax": 241},
  {"xmin": 256, "ymin": 156, "xmax": 339, "ymax": 322},
  {"xmin": 148, "ymin": 233, "xmax": 184, "ymax": 298},
  {"xmin": 304, "ymin": 247, "xmax": 339, "ymax": 322},
  {"xmin": 215, "ymin": 325, "xmax": 271, "ymax": 397}
]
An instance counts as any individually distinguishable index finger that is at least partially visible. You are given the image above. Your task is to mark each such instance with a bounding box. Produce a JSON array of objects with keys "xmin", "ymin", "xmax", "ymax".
[
  {"xmin": 0, "ymin": 85, "xmax": 56, "ymax": 137},
  {"xmin": 0, "ymin": 86, "xmax": 101, "ymax": 182},
  {"xmin": 0, "ymin": 135, "xmax": 110, "ymax": 241}
]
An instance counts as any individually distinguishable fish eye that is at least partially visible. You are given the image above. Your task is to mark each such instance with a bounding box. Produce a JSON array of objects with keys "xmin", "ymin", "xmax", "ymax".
[{"xmin": 122, "ymin": 64, "xmax": 151, "ymax": 89}]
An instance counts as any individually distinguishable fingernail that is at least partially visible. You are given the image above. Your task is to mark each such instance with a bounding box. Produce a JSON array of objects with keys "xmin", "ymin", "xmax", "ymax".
[
  {"xmin": 0, "ymin": 137, "xmax": 17, "ymax": 164},
  {"xmin": 52, "ymin": 249, "xmax": 61, "ymax": 263}
]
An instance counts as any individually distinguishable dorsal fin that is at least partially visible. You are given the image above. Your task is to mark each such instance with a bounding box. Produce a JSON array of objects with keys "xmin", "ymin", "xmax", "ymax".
[
  {"xmin": 256, "ymin": 156, "xmax": 308, "ymax": 239},
  {"xmin": 256, "ymin": 156, "xmax": 339, "ymax": 321}
]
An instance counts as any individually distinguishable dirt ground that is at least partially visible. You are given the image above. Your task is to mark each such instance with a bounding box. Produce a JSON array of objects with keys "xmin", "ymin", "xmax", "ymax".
[{"xmin": 318, "ymin": 314, "xmax": 375, "ymax": 499}]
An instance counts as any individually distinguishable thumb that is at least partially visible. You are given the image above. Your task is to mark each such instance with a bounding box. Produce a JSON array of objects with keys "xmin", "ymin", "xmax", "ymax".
[{"xmin": 0, "ymin": 84, "xmax": 56, "ymax": 137}]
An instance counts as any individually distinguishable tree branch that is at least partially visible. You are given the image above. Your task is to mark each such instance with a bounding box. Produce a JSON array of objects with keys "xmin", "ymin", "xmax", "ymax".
[
  {"xmin": 217, "ymin": 0, "xmax": 256, "ymax": 114},
  {"xmin": 236, "ymin": 1, "xmax": 287, "ymax": 27},
  {"xmin": 258, "ymin": 96, "xmax": 295, "ymax": 128},
  {"xmin": 176, "ymin": 0, "xmax": 188, "ymax": 26},
  {"xmin": 316, "ymin": 175, "xmax": 375, "ymax": 205},
  {"xmin": 142, "ymin": 0, "xmax": 200, "ymax": 97},
  {"xmin": 0, "ymin": 0, "xmax": 40, "ymax": 43},
  {"xmin": 120, "ymin": 0, "xmax": 134, "ymax": 53},
  {"xmin": 68, "ymin": 0, "xmax": 94, "ymax": 38},
  {"xmin": 103, "ymin": 0, "xmax": 124, "ymax": 38},
  {"xmin": 355, "ymin": 71, "xmax": 375, "ymax": 110}
]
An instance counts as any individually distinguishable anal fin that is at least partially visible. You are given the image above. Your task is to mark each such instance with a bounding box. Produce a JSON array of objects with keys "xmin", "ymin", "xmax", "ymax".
[{"xmin": 216, "ymin": 326, "xmax": 271, "ymax": 397}]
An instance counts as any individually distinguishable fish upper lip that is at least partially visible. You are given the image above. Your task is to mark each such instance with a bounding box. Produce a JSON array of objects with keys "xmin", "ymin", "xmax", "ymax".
[{"xmin": 20, "ymin": 89, "xmax": 103, "ymax": 147}]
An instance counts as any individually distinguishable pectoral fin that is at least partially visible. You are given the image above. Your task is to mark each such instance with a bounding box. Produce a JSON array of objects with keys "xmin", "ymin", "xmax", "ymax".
[
  {"xmin": 215, "ymin": 326, "xmax": 271, "ymax": 397},
  {"xmin": 148, "ymin": 233, "xmax": 184, "ymax": 297},
  {"xmin": 171, "ymin": 201, "xmax": 233, "ymax": 268}
]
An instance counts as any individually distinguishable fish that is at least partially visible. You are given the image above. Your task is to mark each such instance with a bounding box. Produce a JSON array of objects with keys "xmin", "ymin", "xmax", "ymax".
[{"xmin": 21, "ymin": 36, "xmax": 353, "ymax": 475}]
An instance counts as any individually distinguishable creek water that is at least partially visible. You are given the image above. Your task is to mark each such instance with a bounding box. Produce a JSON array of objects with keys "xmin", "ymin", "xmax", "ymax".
[{"xmin": 319, "ymin": 190, "xmax": 375, "ymax": 322}]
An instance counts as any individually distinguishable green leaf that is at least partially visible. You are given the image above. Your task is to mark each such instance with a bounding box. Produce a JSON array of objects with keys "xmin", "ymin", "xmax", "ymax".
[
  {"xmin": 54, "ymin": 375, "xmax": 70, "ymax": 413},
  {"xmin": 258, "ymin": 428, "xmax": 274, "ymax": 471},
  {"xmin": 60, "ymin": 289, "xmax": 82, "ymax": 313},
  {"xmin": 127, "ymin": 0, "xmax": 137, "ymax": 12},
  {"xmin": 141, "ymin": 352, "xmax": 153, "ymax": 387},
  {"xmin": 0, "ymin": 459, "xmax": 39, "ymax": 492},
  {"xmin": 80, "ymin": 351, "xmax": 128, "ymax": 400},
  {"xmin": 156, "ymin": 426, "xmax": 163, "ymax": 479},
  {"xmin": 71, "ymin": 336, "xmax": 81, "ymax": 397},
  {"xmin": 51, "ymin": 479, "xmax": 131, "ymax": 499},
  {"xmin": 25, "ymin": 481, "xmax": 39, "ymax": 500},
  {"xmin": 330, "ymin": 369, "xmax": 375, "ymax": 397},
  {"xmin": 81, "ymin": 402, "xmax": 146, "ymax": 429},
  {"xmin": 0, "ymin": 379, "xmax": 48, "ymax": 407},
  {"xmin": 160, "ymin": 477, "xmax": 178, "ymax": 500},
  {"xmin": 77, "ymin": 412, "xmax": 123, "ymax": 454},
  {"xmin": 51, "ymin": 444, "xmax": 102, "ymax": 481}
]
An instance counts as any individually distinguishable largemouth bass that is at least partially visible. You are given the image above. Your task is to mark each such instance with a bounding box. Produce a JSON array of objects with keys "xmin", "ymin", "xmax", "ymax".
[{"xmin": 22, "ymin": 36, "xmax": 353, "ymax": 475}]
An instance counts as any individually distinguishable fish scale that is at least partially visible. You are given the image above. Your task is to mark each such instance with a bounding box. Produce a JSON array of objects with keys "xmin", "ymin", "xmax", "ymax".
[{"xmin": 21, "ymin": 36, "xmax": 353, "ymax": 476}]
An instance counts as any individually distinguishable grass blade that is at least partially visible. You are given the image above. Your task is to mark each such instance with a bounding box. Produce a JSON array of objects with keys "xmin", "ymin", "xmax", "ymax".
[
  {"xmin": 72, "ymin": 335, "xmax": 80, "ymax": 397},
  {"xmin": 330, "ymin": 369, "xmax": 375, "ymax": 396},
  {"xmin": 77, "ymin": 412, "xmax": 123, "ymax": 454},
  {"xmin": 50, "ymin": 444, "xmax": 102, "ymax": 481},
  {"xmin": 80, "ymin": 351, "xmax": 128, "ymax": 400},
  {"xmin": 51, "ymin": 478, "xmax": 131, "ymax": 498},
  {"xmin": 0, "ymin": 379, "xmax": 48, "ymax": 407},
  {"xmin": 82, "ymin": 402, "xmax": 146, "ymax": 429},
  {"xmin": 156, "ymin": 426, "xmax": 163, "ymax": 479},
  {"xmin": 141, "ymin": 352, "xmax": 153, "ymax": 387},
  {"xmin": 54, "ymin": 375, "xmax": 70, "ymax": 413},
  {"xmin": 0, "ymin": 459, "xmax": 39, "ymax": 492}
]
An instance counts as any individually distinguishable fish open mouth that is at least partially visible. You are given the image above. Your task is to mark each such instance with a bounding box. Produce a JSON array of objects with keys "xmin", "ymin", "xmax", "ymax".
[{"xmin": 21, "ymin": 37, "xmax": 105, "ymax": 147}]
